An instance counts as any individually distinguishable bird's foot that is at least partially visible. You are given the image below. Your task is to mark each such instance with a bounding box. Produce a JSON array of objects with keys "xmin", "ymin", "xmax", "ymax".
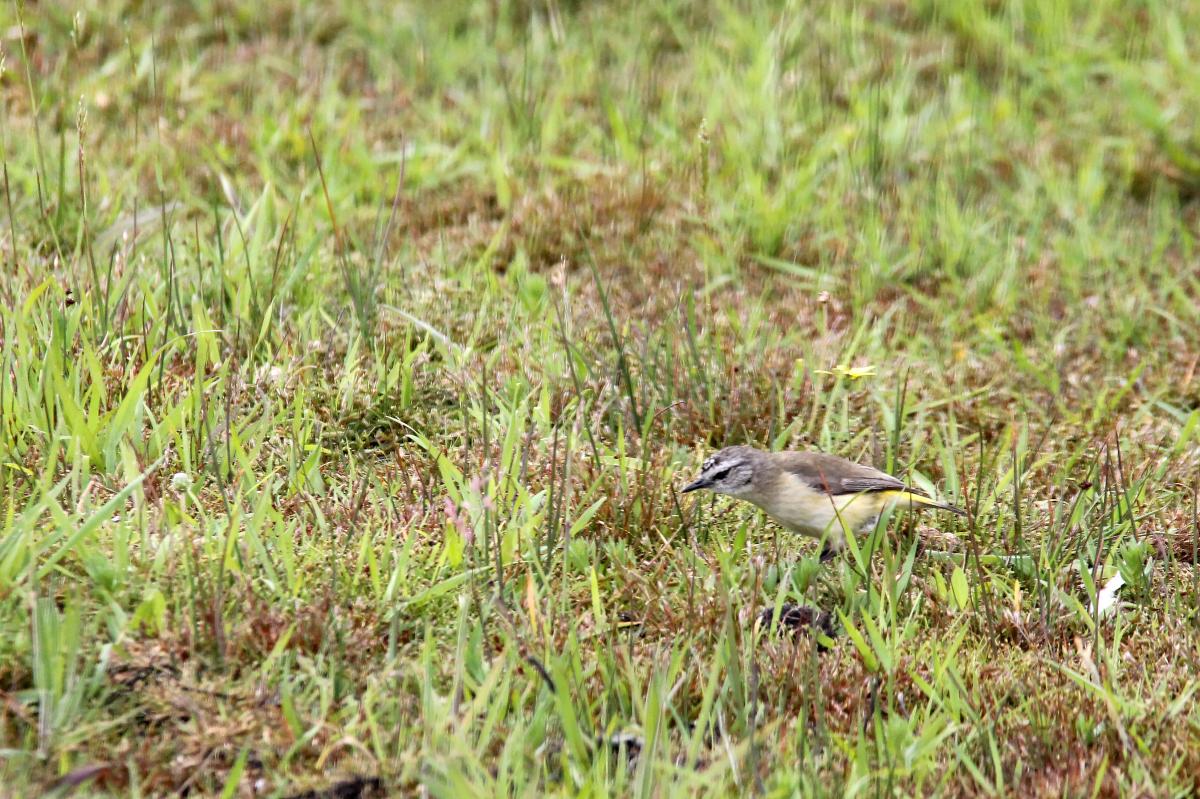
[{"xmin": 819, "ymin": 541, "xmax": 843, "ymax": 563}]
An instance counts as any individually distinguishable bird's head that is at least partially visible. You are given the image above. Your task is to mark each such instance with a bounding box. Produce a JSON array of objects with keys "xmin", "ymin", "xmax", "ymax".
[{"xmin": 681, "ymin": 445, "xmax": 761, "ymax": 498}]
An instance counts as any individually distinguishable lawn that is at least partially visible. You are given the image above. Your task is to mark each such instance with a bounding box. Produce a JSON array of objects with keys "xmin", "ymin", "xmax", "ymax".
[{"xmin": 2, "ymin": 0, "xmax": 1200, "ymax": 796}]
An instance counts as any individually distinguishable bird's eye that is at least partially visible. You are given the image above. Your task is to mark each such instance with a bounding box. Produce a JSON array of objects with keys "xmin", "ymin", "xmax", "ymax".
[{"xmin": 712, "ymin": 467, "xmax": 732, "ymax": 481}]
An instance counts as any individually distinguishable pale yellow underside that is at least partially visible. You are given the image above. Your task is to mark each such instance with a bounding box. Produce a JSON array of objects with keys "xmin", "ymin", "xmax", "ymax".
[{"xmin": 749, "ymin": 472, "xmax": 930, "ymax": 548}]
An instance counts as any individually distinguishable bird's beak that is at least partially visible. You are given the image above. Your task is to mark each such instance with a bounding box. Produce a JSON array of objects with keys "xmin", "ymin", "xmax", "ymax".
[{"xmin": 681, "ymin": 477, "xmax": 707, "ymax": 494}]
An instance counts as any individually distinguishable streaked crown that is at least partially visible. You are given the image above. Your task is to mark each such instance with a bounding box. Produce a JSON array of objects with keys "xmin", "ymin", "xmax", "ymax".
[{"xmin": 682, "ymin": 445, "xmax": 761, "ymax": 497}]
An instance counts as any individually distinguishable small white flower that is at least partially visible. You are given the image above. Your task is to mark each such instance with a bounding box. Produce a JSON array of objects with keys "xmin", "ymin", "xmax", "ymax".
[{"xmin": 171, "ymin": 472, "xmax": 193, "ymax": 491}]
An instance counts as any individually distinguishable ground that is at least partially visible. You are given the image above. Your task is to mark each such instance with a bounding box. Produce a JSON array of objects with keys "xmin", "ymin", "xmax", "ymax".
[{"xmin": 2, "ymin": 1, "xmax": 1200, "ymax": 796}]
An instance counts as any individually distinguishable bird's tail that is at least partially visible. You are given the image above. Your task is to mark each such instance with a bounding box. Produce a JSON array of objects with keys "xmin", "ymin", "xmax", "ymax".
[{"xmin": 882, "ymin": 490, "xmax": 967, "ymax": 517}]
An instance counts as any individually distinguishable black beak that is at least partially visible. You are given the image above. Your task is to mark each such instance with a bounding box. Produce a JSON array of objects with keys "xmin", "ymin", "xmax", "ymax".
[{"xmin": 681, "ymin": 478, "xmax": 707, "ymax": 494}]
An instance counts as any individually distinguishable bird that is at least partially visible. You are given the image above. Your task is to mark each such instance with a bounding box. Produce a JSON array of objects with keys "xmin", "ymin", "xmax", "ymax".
[{"xmin": 681, "ymin": 445, "xmax": 965, "ymax": 559}]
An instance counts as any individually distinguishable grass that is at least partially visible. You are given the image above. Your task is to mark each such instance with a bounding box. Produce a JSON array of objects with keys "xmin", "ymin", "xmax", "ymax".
[{"xmin": 2, "ymin": 0, "xmax": 1200, "ymax": 795}]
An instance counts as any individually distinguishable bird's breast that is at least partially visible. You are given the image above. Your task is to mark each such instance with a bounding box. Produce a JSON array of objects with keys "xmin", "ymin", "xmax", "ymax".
[{"xmin": 754, "ymin": 474, "xmax": 888, "ymax": 538}]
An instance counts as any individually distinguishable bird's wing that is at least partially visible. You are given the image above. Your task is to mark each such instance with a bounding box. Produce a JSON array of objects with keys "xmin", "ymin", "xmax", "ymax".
[{"xmin": 776, "ymin": 452, "xmax": 925, "ymax": 497}]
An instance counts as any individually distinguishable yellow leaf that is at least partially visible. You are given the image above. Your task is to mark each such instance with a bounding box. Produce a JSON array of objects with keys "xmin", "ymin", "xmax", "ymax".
[{"xmin": 815, "ymin": 363, "xmax": 875, "ymax": 380}]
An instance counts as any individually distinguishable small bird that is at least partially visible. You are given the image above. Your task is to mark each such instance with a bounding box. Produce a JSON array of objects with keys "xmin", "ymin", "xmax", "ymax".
[{"xmin": 681, "ymin": 445, "xmax": 965, "ymax": 558}]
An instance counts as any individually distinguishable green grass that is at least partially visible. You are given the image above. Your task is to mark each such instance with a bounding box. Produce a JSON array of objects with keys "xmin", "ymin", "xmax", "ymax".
[{"xmin": 2, "ymin": 0, "xmax": 1200, "ymax": 795}]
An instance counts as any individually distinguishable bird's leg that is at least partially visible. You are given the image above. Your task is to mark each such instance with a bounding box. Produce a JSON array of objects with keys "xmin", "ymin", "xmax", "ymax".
[{"xmin": 819, "ymin": 540, "xmax": 842, "ymax": 563}]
